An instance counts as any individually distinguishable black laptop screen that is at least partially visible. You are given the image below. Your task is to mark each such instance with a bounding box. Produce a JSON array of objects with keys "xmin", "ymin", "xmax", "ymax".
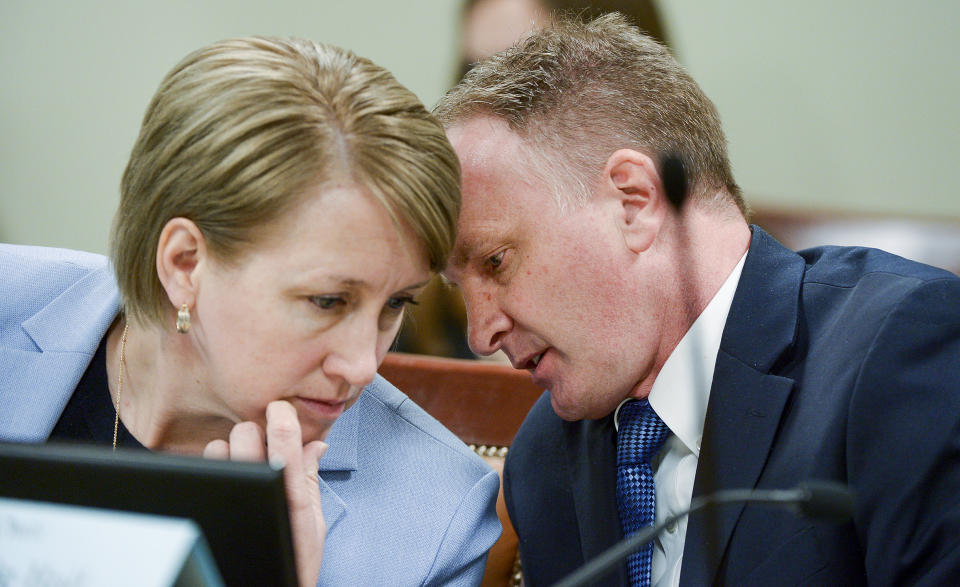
[{"xmin": 0, "ymin": 442, "xmax": 297, "ymax": 587}]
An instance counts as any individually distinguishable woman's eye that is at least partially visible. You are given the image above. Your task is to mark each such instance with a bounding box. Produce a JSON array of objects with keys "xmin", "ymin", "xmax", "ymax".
[
  {"xmin": 386, "ymin": 296, "xmax": 419, "ymax": 311},
  {"xmin": 310, "ymin": 295, "xmax": 346, "ymax": 310}
]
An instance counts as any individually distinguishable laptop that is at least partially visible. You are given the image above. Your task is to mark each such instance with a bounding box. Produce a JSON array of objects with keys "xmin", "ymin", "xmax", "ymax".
[{"xmin": 0, "ymin": 441, "xmax": 298, "ymax": 587}]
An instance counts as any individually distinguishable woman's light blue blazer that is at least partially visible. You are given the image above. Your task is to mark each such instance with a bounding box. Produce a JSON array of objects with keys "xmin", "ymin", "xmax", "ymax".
[{"xmin": 0, "ymin": 243, "xmax": 502, "ymax": 586}]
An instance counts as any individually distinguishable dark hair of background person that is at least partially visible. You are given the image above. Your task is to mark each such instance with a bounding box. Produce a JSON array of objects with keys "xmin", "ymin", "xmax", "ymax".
[
  {"xmin": 458, "ymin": 0, "xmax": 668, "ymax": 80},
  {"xmin": 394, "ymin": 0, "xmax": 669, "ymax": 359}
]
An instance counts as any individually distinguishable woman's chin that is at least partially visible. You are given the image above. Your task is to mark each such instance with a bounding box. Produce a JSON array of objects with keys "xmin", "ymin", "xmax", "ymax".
[{"xmin": 290, "ymin": 398, "xmax": 345, "ymax": 441}]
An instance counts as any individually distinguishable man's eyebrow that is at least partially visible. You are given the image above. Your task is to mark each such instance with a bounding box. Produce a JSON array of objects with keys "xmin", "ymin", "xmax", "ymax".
[
  {"xmin": 447, "ymin": 249, "xmax": 470, "ymax": 267},
  {"xmin": 446, "ymin": 238, "xmax": 480, "ymax": 275},
  {"xmin": 449, "ymin": 241, "xmax": 473, "ymax": 264},
  {"xmin": 450, "ymin": 224, "xmax": 498, "ymax": 261},
  {"xmin": 447, "ymin": 220, "xmax": 507, "ymax": 271}
]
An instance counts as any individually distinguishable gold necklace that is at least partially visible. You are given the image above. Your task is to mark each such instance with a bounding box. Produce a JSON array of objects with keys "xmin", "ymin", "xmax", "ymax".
[{"xmin": 112, "ymin": 322, "xmax": 129, "ymax": 451}]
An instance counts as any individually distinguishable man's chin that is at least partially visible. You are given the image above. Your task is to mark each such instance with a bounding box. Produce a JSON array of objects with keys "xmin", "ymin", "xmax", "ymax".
[
  {"xmin": 549, "ymin": 390, "xmax": 620, "ymax": 422},
  {"xmin": 549, "ymin": 393, "xmax": 591, "ymax": 422}
]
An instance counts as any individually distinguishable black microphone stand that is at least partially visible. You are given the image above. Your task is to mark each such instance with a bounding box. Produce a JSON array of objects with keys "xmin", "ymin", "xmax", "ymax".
[{"xmin": 554, "ymin": 481, "xmax": 853, "ymax": 587}]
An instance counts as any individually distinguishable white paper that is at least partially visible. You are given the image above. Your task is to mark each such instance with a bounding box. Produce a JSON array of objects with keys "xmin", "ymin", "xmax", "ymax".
[{"xmin": 0, "ymin": 497, "xmax": 222, "ymax": 587}]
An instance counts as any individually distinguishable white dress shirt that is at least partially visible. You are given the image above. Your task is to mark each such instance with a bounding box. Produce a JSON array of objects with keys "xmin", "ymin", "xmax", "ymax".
[{"xmin": 637, "ymin": 253, "xmax": 746, "ymax": 587}]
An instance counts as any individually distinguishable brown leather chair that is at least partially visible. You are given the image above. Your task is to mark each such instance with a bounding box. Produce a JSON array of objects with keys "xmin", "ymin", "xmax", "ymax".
[{"xmin": 378, "ymin": 352, "xmax": 544, "ymax": 587}]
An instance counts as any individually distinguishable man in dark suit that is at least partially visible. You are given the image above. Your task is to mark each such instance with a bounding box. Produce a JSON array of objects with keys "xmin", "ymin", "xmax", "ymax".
[{"xmin": 435, "ymin": 12, "xmax": 960, "ymax": 586}]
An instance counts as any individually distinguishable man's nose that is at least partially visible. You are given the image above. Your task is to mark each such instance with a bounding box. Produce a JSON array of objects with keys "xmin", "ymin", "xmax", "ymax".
[{"xmin": 462, "ymin": 283, "xmax": 512, "ymax": 357}]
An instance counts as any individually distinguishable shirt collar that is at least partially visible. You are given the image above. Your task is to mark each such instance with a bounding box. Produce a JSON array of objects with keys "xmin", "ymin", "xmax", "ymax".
[{"xmin": 647, "ymin": 252, "xmax": 747, "ymax": 456}]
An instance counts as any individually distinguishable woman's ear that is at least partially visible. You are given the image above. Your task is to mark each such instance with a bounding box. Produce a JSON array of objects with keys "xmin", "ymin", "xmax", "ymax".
[
  {"xmin": 602, "ymin": 149, "xmax": 667, "ymax": 254},
  {"xmin": 156, "ymin": 217, "xmax": 207, "ymax": 309}
]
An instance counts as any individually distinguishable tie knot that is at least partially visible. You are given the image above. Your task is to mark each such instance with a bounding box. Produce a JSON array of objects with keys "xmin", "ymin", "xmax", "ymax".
[{"xmin": 617, "ymin": 399, "xmax": 670, "ymax": 465}]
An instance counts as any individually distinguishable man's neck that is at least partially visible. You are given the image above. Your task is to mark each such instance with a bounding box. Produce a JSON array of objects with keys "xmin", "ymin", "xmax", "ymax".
[{"xmin": 628, "ymin": 205, "xmax": 751, "ymax": 401}]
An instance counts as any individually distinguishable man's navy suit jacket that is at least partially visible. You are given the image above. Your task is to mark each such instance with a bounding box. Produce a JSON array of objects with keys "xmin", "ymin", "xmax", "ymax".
[{"xmin": 504, "ymin": 227, "xmax": 960, "ymax": 586}]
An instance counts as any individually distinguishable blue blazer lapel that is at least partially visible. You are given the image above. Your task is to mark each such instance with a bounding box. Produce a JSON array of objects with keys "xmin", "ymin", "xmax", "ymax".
[
  {"xmin": 681, "ymin": 227, "xmax": 803, "ymax": 586},
  {"xmin": 316, "ymin": 398, "xmax": 361, "ymax": 532},
  {"xmin": 1, "ymin": 264, "xmax": 119, "ymax": 442},
  {"xmin": 564, "ymin": 415, "xmax": 631, "ymax": 584}
]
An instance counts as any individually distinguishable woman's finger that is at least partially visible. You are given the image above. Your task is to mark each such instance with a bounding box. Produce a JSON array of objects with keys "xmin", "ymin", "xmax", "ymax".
[
  {"xmin": 302, "ymin": 440, "xmax": 328, "ymax": 480},
  {"xmin": 228, "ymin": 420, "xmax": 267, "ymax": 461},
  {"xmin": 302, "ymin": 440, "xmax": 328, "ymax": 548},
  {"xmin": 203, "ymin": 438, "xmax": 230, "ymax": 460},
  {"xmin": 266, "ymin": 401, "xmax": 312, "ymax": 511},
  {"xmin": 265, "ymin": 400, "xmax": 324, "ymax": 587}
]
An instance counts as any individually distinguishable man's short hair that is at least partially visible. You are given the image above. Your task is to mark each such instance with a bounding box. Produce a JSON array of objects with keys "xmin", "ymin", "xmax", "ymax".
[
  {"xmin": 435, "ymin": 12, "xmax": 744, "ymax": 214},
  {"xmin": 112, "ymin": 37, "xmax": 460, "ymax": 325}
]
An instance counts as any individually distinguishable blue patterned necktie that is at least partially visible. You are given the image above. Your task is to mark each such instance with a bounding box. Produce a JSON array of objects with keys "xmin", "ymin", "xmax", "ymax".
[{"xmin": 616, "ymin": 399, "xmax": 670, "ymax": 587}]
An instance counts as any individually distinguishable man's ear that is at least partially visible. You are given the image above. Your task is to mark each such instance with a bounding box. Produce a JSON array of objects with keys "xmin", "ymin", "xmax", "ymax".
[
  {"xmin": 602, "ymin": 149, "xmax": 666, "ymax": 254},
  {"xmin": 156, "ymin": 217, "xmax": 207, "ymax": 310}
]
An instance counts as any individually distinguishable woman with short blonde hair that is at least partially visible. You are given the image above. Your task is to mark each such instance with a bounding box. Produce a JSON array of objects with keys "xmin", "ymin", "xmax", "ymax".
[{"xmin": 0, "ymin": 37, "xmax": 500, "ymax": 586}]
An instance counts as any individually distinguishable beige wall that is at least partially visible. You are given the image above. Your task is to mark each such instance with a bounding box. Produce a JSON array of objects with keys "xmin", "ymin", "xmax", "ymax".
[
  {"xmin": 2, "ymin": 1, "xmax": 958, "ymax": 254},
  {"xmin": 0, "ymin": 0, "xmax": 462, "ymax": 253},
  {"xmin": 659, "ymin": 0, "xmax": 960, "ymax": 218}
]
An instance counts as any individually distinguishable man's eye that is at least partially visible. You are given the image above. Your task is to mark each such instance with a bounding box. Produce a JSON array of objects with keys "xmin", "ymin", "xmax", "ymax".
[
  {"xmin": 386, "ymin": 296, "xmax": 419, "ymax": 311},
  {"xmin": 486, "ymin": 251, "xmax": 505, "ymax": 269},
  {"xmin": 310, "ymin": 295, "xmax": 346, "ymax": 310}
]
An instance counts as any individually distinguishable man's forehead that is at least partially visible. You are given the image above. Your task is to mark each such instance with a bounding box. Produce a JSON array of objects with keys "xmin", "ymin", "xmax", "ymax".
[
  {"xmin": 448, "ymin": 116, "xmax": 522, "ymax": 167},
  {"xmin": 443, "ymin": 116, "xmax": 541, "ymax": 275}
]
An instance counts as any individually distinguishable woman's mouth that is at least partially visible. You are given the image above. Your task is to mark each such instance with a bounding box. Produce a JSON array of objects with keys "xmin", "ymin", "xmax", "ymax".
[{"xmin": 294, "ymin": 396, "xmax": 349, "ymax": 421}]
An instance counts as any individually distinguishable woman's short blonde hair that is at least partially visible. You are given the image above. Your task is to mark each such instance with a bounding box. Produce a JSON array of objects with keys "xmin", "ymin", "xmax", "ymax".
[{"xmin": 111, "ymin": 37, "xmax": 460, "ymax": 325}]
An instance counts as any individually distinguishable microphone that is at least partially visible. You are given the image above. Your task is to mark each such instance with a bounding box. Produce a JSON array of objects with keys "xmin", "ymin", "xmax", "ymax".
[{"xmin": 553, "ymin": 480, "xmax": 855, "ymax": 587}]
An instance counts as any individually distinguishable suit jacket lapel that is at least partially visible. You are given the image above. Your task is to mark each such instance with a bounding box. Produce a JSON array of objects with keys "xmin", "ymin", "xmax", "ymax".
[
  {"xmin": 680, "ymin": 227, "xmax": 804, "ymax": 586},
  {"xmin": 1, "ymin": 264, "xmax": 119, "ymax": 442},
  {"xmin": 564, "ymin": 415, "xmax": 630, "ymax": 584},
  {"xmin": 316, "ymin": 396, "xmax": 362, "ymax": 532},
  {"xmin": 681, "ymin": 361, "xmax": 794, "ymax": 585}
]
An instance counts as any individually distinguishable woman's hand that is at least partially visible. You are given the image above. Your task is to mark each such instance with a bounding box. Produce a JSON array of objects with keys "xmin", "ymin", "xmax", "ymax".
[{"xmin": 204, "ymin": 401, "xmax": 328, "ymax": 587}]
